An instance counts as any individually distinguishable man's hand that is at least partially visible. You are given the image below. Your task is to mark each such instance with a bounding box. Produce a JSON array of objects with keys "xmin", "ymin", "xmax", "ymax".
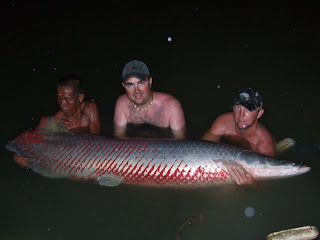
[
  {"xmin": 60, "ymin": 117, "xmax": 81, "ymax": 130},
  {"xmin": 228, "ymin": 166, "xmax": 255, "ymax": 185},
  {"xmin": 13, "ymin": 154, "xmax": 33, "ymax": 168}
]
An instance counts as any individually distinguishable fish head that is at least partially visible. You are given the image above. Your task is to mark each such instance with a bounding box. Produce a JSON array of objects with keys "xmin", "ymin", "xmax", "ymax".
[
  {"xmin": 238, "ymin": 151, "xmax": 311, "ymax": 180},
  {"xmin": 250, "ymin": 161, "xmax": 311, "ymax": 180}
]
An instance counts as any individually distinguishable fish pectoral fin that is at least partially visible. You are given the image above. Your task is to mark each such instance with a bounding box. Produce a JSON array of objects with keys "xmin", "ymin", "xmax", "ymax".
[
  {"xmin": 97, "ymin": 175, "xmax": 123, "ymax": 187},
  {"xmin": 214, "ymin": 159, "xmax": 243, "ymax": 170}
]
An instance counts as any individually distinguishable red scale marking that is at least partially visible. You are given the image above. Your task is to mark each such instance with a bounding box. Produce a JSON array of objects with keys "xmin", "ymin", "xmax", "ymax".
[
  {"xmin": 144, "ymin": 163, "xmax": 156, "ymax": 180},
  {"xmin": 122, "ymin": 163, "xmax": 133, "ymax": 177},
  {"xmin": 103, "ymin": 143, "xmax": 136, "ymax": 177},
  {"xmin": 131, "ymin": 162, "xmax": 145, "ymax": 180},
  {"xmin": 113, "ymin": 146, "xmax": 138, "ymax": 175},
  {"xmin": 129, "ymin": 154, "xmax": 147, "ymax": 179},
  {"xmin": 125, "ymin": 157, "xmax": 144, "ymax": 180},
  {"xmin": 135, "ymin": 153, "xmax": 158, "ymax": 181},
  {"xmin": 168, "ymin": 160, "xmax": 183, "ymax": 182},
  {"xmin": 88, "ymin": 141, "xmax": 121, "ymax": 177},
  {"xmin": 135, "ymin": 160, "xmax": 151, "ymax": 181},
  {"xmin": 15, "ymin": 130, "xmax": 233, "ymax": 185},
  {"xmin": 95, "ymin": 141, "xmax": 131, "ymax": 176},
  {"xmin": 26, "ymin": 134, "xmax": 52, "ymax": 158},
  {"xmin": 118, "ymin": 143, "xmax": 146, "ymax": 179},
  {"xmin": 60, "ymin": 140, "xmax": 89, "ymax": 173},
  {"xmin": 47, "ymin": 142, "xmax": 73, "ymax": 171},
  {"xmin": 68, "ymin": 140, "xmax": 91, "ymax": 173},
  {"xmin": 87, "ymin": 141, "xmax": 118, "ymax": 175},
  {"xmin": 75, "ymin": 138, "xmax": 109, "ymax": 172},
  {"xmin": 118, "ymin": 142, "xmax": 134, "ymax": 159},
  {"xmin": 44, "ymin": 136, "xmax": 77, "ymax": 169},
  {"xmin": 94, "ymin": 142, "xmax": 130, "ymax": 176},
  {"xmin": 32, "ymin": 137, "xmax": 64, "ymax": 169},
  {"xmin": 161, "ymin": 164, "xmax": 174, "ymax": 182},
  {"xmin": 17, "ymin": 130, "xmax": 47, "ymax": 154},
  {"xmin": 155, "ymin": 164, "xmax": 169, "ymax": 183},
  {"xmin": 35, "ymin": 138, "xmax": 62, "ymax": 161},
  {"xmin": 55, "ymin": 145, "xmax": 79, "ymax": 174},
  {"xmin": 85, "ymin": 139, "xmax": 112, "ymax": 171},
  {"xmin": 116, "ymin": 158, "xmax": 130, "ymax": 176},
  {"xmin": 73, "ymin": 139, "xmax": 101, "ymax": 173}
]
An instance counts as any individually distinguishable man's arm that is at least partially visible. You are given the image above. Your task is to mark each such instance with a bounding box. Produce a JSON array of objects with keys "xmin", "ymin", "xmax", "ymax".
[
  {"xmin": 228, "ymin": 166, "xmax": 255, "ymax": 185},
  {"xmin": 168, "ymin": 98, "xmax": 186, "ymax": 139},
  {"xmin": 202, "ymin": 113, "xmax": 255, "ymax": 185},
  {"xmin": 113, "ymin": 96, "xmax": 128, "ymax": 138},
  {"xmin": 13, "ymin": 154, "xmax": 32, "ymax": 168},
  {"xmin": 201, "ymin": 115, "xmax": 227, "ymax": 142},
  {"xmin": 257, "ymin": 143, "xmax": 276, "ymax": 157},
  {"xmin": 256, "ymin": 130, "xmax": 276, "ymax": 157},
  {"xmin": 202, "ymin": 130, "xmax": 222, "ymax": 142},
  {"xmin": 85, "ymin": 101, "xmax": 101, "ymax": 135}
]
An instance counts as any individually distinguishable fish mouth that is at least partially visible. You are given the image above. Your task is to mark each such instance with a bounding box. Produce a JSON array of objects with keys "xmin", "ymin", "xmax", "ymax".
[{"xmin": 297, "ymin": 165, "xmax": 311, "ymax": 174}]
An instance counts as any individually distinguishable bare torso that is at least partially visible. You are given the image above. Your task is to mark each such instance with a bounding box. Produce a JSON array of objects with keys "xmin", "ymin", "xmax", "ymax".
[
  {"xmin": 55, "ymin": 101, "xmax": 100, "ymax": 134},
  {"xmin": 126, "ymin": 93, "xmax": 170, "ymax": 127},
  {"xmin": 113, "ymin": 92, "xmax": 186, "ymax": 139},
  {"xmin": 202, "ymin": 112, "xmax": 275, "ymax": 156}
]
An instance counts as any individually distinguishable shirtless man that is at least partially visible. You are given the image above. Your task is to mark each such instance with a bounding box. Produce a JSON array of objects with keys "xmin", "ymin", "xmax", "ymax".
[
  {"xmin": 202, "ymin": 88, "xmax": 275, "ymax": 185},
  {"xmin": 54, "ymin": 74, "xmax": 100, "ymax": 134},
  {"xmin": 113, "ymin": 60, "xmax": 186, "ymax": 139},
  {"xmin": 13, "ymin": 74, "xmax": 101, "ymax": 167}
]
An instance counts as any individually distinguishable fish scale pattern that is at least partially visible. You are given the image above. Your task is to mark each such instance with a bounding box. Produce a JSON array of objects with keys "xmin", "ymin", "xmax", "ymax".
[
  {"xmin": 7, "ymin": 129, "xmax": 309, "ymax": 186},
  {"xmin": 10, "ymin": 130, "xmax": 240, "ymax": 185}
]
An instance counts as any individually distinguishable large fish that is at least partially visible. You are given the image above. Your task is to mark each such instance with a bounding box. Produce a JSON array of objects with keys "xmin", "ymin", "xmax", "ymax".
[{"xmin": 5, "ymin": 129, "xmax": 310, "ymax": 187}]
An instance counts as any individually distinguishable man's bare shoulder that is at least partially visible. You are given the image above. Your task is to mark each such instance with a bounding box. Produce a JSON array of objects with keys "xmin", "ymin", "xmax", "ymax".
[
  {"xmin": 155, "ymin": 92, "xmax": 182, "ymax": 106},
  {"xmin": 115, "ymin": 94, "xmax": 131, "ymax": 106},
  {"xmin": 209, "ymin": 112, "xmax": 234, "ymax": 134},
  {"xmin": 255, "ymin": 123, "xmax": 276, "ymax": 156},
  {"xmin": 54, "ymin": 111, "xmax": 63, "ymax": 118},
  {"xmin": 156, "ymin": 92, "xmax": 179, "ymax": 100},
  {"xmin": 215, "ymin": 112, "xmax": 234, "ymax": 124},
  {"xmin": 256, "ymin": 123, "xmax": 274, "ymax": 141},
  {"xmin": 83, "ymin": 100, "xmax": 98, "ymax": 109},
  {"xmin": 83, "ymin": 101, "xmax": 99, "ymax": 114}
]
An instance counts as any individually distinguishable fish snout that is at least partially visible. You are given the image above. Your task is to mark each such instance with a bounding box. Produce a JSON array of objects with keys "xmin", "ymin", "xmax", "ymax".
[{"xmin": 297, "ymin": 165, "xmax": 311, "ymax": 174}]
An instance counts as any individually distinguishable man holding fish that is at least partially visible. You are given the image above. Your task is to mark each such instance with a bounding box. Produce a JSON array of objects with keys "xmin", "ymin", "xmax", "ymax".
[
  {"xmin": 10, "ymin": 63, "xmax": 291, "ymax": 186},
  {"xmin": 13, "ymin": 74, "xmax": 101, "ymax": 167},
  {"xmin": 202, "ymin": 88, "xmax": 275, "ymax": 157}
]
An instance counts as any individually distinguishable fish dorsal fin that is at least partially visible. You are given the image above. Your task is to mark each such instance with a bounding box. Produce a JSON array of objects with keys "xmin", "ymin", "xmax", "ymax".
[{"xmin": 97, "ymin": 175, "xmax": 123, "ymax": 187}]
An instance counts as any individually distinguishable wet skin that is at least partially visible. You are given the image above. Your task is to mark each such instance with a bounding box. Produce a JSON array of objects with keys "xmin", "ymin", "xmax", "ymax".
[
  {"xmin": 114, "ymin": 77, "xmax": 186, "ymax": 139},
  {"xmin": 13, "ymin": 86, "xmax": 100, "ymax": 168},
  {"xmin": 55, "ymin": 86, "xmax": 100, "ymax": 134},
  {"xmin": 202, "ymin": 105, "xmax": 275, "ymax": 185},
  {"xmin": 233, "ymin": 105, "xmax": 263, "ymax": 130},
  {"xmin": 122, "ymin": 77, "xmax": 153, "ymax": 108}
]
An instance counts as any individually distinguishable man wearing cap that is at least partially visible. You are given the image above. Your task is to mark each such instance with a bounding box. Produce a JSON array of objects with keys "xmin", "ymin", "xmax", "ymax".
[
  {"xmin": 202, "ymin": 88, "xmax": 275, "ymax": 185},
  {"xmin": 113, "ymin": 60, "xmax": 186, "ymax": 139}
]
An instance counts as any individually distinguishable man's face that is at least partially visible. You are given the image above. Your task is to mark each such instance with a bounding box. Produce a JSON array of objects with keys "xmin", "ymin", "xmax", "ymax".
[
  {"xmin": 57, "ymin": 86, "xmax": 82, "ymax": 117},
  {"xmin": 233, "ymin": 105, "xmax": 263, "ymax": 129},
  {"xmin": 122, "ymin": 77, "xmax": 152, "ymax": 106}
]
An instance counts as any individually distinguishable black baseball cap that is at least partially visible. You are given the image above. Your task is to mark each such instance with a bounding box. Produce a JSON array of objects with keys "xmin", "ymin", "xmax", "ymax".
[
  {"xmin": 122, "ymin": 60, "xmax": 150, "ymax": 82},
  {"xmin": 232, "ymin": 88, "xmax": 263, "ymax": 111}
]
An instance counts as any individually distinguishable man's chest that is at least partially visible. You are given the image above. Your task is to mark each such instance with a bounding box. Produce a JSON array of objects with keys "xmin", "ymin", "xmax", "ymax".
[{"xmin": 127, "ymin": 107, "xmax": 169, "ymax": 127}]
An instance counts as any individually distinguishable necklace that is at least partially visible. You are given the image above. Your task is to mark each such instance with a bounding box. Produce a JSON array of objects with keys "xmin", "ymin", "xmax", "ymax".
[{"xmin": 133, "ymin": 93, "xmax": 155, "ymax": 111}]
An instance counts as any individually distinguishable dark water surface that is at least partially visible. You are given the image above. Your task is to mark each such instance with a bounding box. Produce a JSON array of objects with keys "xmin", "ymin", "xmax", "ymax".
[{"xmin": 2, "ymin": 2, "xmax": 319, "ymax": 240}]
